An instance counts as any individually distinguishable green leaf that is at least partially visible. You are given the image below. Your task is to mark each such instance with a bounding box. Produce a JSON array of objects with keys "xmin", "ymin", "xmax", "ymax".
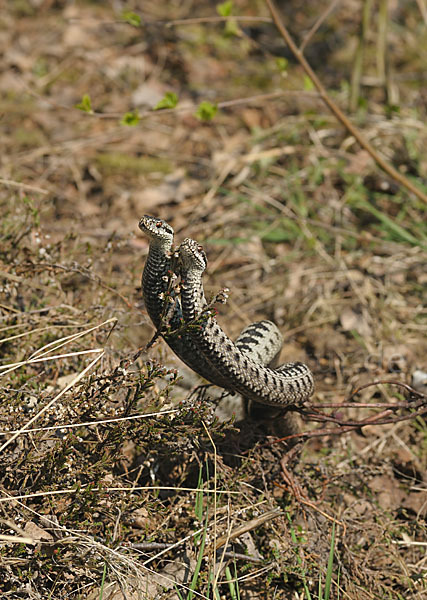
[
  {"xmin": 122, "ymin": 11, "xmax": 141, "ymax": 27},
  {"xmin": 76, "ymin": 94, "xmax": 92, "ymax": 113},
  {"xmin": 154, "ymin": 91, "xmax": 178, "ymax": 110},
  {"xmin": 276, "ymin": 57, "xmax": 288, "ymax": 72},
  {"xmin": 303, "ymin": 75, "xmax": 314, "ymax": 91},
  {"xmin": 120, "ymin": 111, "xmax": 140, "ymax": 126},
  {"xmin": 195, "ymin": 101, "xmax": 218, "ymax": 121},
  {"xmin": 224, "ymin": 18, "xmax": 239, "ymax": 36},
  {"xmin": 217, "ymin": 1, "xmax": 233, "ymax": 17}
]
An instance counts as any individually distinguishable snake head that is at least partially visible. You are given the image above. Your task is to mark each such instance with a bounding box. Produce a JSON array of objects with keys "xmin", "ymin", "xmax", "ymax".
[
  {"xmin": 179, "ymin": 238, "xmax": 208, "ymax": 273},
  {"xmin": 138, "ymin": 215, "xmax": 174, "ymax": 242}
]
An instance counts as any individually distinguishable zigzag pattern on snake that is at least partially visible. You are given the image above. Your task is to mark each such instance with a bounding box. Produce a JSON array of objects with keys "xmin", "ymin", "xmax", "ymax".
[
  {"xmin": 139, "ymin": 216, "xmax": 283, "ymax": 389},
  {"xmin": 179, "ymin": 237, "xmax": 314, "ymax": 408}
]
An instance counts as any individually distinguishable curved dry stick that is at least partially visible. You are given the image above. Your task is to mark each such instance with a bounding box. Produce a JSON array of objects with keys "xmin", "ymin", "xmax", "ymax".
[
  {"xmin": 265, "ymin": 379, "xmax": 427, "ymax": 445},
  {"xmin": 346, "ymin": 379, "xmax": 425, "ymax": 400},
  {"xmin": 273, "ymin": 402, "xmax": 427, "ymax": 445},
  {"xmin": 266, "ymin": 0, "xmax": 427, "ymax": 204}
]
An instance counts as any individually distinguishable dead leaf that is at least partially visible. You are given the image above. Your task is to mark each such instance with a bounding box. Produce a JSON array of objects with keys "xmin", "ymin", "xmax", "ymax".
[{"xmin": 24, "ymin": 521, "xmax": 54, "ymax": 542}]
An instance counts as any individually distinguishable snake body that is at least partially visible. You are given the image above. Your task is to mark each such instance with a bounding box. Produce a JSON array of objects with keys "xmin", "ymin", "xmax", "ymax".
[
  {"xmin": 139, "ymin": 216, "xmax": 283, "ymax": 388},
  {"xmin": 179, "ymin": 238, "xmax": 314, "ymax": 408}
]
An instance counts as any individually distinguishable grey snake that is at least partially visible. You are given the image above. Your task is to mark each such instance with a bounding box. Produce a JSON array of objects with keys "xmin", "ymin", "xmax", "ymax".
[{"xmin": 139, "ymin": 215, "xmax": 314, "ymax": 410}]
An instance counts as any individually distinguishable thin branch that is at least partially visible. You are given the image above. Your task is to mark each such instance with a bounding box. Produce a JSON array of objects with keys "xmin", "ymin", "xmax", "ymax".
[
  {"xmin": 266, "ymin": 379, "xmax": 426, "ymax": 446},
  {"xmin": 265, "ymin": 0, "xmax": 427, "ymax": 203},
  {"xmin": 300, "ymin": 0, "xmax": 342, "ymax": 53},
  {"xmin": 350, "ymin": 0, "xmax": 374, "ymax": 111},
  {"xmin": 166, "ymin": 16, "xmax": 272, "ymax": 27},
  {"xmin": 346, "ymin": 379, "xmax": 425, "ymax": 400},
  {"xmin": 214, "ymin": 508, "xmax": 282, "ymax": 549},
  {"xmin": 0, "ymin": 178, "xmax": 49, "ymax": 195}
]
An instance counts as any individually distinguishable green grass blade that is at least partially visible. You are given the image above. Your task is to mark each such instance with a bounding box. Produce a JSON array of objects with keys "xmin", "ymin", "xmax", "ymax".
[
  {"xmin": 99, "ymin": 562, "xmax": 107, "ymax": 600},
  {"xmin": 194, "ymin": 464, "xmax": 204, "ymax": 522},
  {"xmin": 324, "ymin": 522, "xmax": 336, "ymax": 600},
  {"xmin": 225, "ymin": 565, "xmax": 239, "ymax": 600},
  {"xmin": 187, "ymin": 515, "xmax": 208, "ymax": 600},
  {"xmin": 354, "ymin": 200, "xmax": 423, "ymax": 246},
  {"xmin": 173, "ymin": 583, "xmax": 185, "ymax": 600}
]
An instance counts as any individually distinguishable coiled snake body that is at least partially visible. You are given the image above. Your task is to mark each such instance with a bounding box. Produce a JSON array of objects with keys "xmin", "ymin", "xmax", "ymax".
[
  {"xmin": 179, "ymin": 238, "xmax": 314, "ymax": 408},
  {"xmin": 139, "ymin": 216, "xmax": 314, "ymax": 410},
  {"xmin": 139, "ymin": 216, "xmax": 283, "ymax": 389}
]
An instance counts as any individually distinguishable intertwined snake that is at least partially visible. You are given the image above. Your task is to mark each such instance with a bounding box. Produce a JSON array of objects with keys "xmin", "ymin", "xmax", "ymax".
[
  {"xmin": 139, "ymin": 216, "xmax": 283, "ymax": 379},
  {"xmin": 139, "ymin": 216, "xmax": 314, "ymax": 411},
  {"xmin": 179, "ymin": 238, "xmax": 314, "ymax": 408}
]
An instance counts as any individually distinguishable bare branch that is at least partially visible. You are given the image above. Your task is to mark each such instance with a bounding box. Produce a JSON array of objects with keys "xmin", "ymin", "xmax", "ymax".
[
  {"xmin": 267, "ymin": 379, "xmax": 427, "ymax": 446},
  {"xmin": 300, "ymin": 0, "xmax": 342, "ymax": 53}
]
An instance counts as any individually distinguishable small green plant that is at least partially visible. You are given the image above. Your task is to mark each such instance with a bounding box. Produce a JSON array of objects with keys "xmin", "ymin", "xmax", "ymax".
[
  {"xmin": 76, "ymin": 93, "xmax": 93, "ymax": 113},
  {"xmin": 286, "ymin": 512, "xmax": 339, "ymax": 600},
  {"xmin": 121, "ymin": 11, "xmax": 141, "ymax": 27},
  {"xmin": 195, "ymin": 101, "xmax": 218, "ymax": 121},
  {"xmin": 174, "ymin": 465, "xmax": 209, "ymax": 600},
  {"xmin": 120, "ymin": 111, "xmax": 140, "ymax": 126},
  {"xmin": 286, "ymin": 511, "xmax": 312, "ymax": 599},
  {"xmin": 349, "ymin": 196, "xmax": 426, "ymax": 247},
  {"xmin": 304, "ymin": 75, "xmax": 315, "ymax": 91},
  {"xmin": 276, "ymin": 57, "xmax": 288, "ymax": 72},
  {"xmin": 319, "ymin": 522, "xmax": 337, "ymax": 600},
  {"xmin": 225, "ymin": 562, "xmax": 240, "ymax": 600},
  {"xmin": 217, "ymin": 1, "xmax": 233, "ymax": 17},
  {"xmin": 99, "ymin": 562, "xmax": 108, "ymax": 600},
  {"xmin": 154, "ymin": 92, "xmax": 179, "ymax": 111}
]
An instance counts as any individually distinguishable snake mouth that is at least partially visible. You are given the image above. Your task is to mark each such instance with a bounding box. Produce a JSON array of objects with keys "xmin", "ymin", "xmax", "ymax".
[
  {"xmin": 179, "ymin": 238, "xmax": 208, "ymax": 271},
  {"xmin": 138, "ymin": 215, "xmax": 151, "ymax": 232},
  {"xmin": 138, "ymin": 215, "xmax": 174, "ymax": 238}
]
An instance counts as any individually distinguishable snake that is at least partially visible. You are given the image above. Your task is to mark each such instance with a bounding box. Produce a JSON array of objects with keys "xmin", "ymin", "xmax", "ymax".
[
  {"xmin": 178, "ymin": 238, "xmax": 314, "ymax": 408},
  {"xmin": 138, "ymin": 216, "xmax": 284, "ymax": 393}
]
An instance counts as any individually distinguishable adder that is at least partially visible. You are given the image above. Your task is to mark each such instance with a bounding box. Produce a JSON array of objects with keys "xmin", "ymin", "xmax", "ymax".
[
  {"xmin": 139, "ymin": 216, "xmax": 284, "ymax": 393},
  {"xmin": 178, "ymin": 237, "xmax": 314, "ymax": 409}
]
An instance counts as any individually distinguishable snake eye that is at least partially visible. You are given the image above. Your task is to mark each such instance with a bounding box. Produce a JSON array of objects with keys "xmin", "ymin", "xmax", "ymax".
[
  {"xmin": 155, "ymin": 222, "xmax": 162, "ymax": 228},
  {"xmin": 197, "ymin": 245, "xmax": 203, "ymax": 251}
]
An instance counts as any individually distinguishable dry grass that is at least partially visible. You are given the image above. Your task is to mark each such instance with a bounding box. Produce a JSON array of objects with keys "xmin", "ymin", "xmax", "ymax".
[{"xmin": 0, "ymin": 1, "xmax": 426, "ymax": 599}]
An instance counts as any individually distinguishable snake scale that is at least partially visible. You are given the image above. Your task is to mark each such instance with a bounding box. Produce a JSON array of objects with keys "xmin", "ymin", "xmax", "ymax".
[{"xmin": 139, "ymin": 215, "xmax": 314, "ymax": 410}]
